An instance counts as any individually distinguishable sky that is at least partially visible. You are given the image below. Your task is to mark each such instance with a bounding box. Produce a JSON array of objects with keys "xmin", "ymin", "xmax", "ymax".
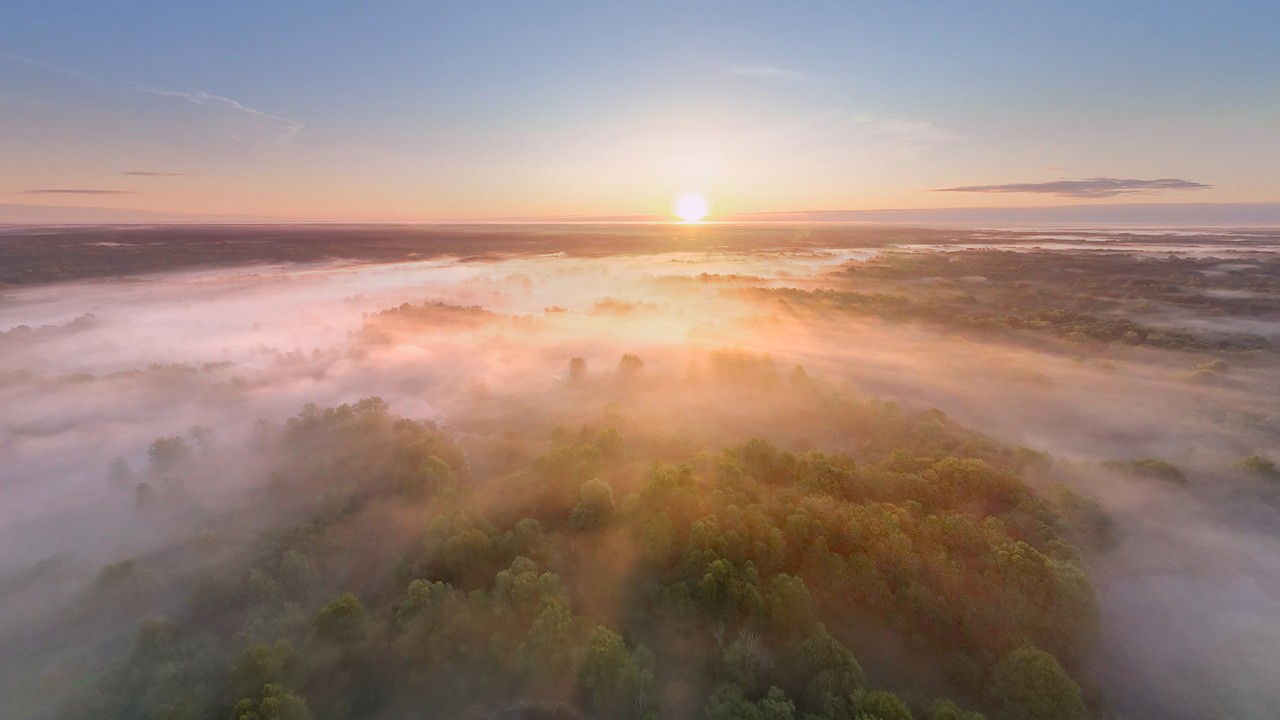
[{"xmin": 1, "ymin": 1, "xmax": 1278, "ymax": 221}]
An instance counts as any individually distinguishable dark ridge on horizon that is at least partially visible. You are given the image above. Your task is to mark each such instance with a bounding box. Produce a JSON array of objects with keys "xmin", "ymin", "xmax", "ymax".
[
  {"xmin": 727, "ymin": 202, "xmax": 1280, "ymax": 226},
  {"xmin": 120, "ymin": 171, "xmax": 202, "ymax": 177},
  {"xmin": 18, "ymin": 189, "xmax": 137, "ymax": 195},
  {"xmin": 2, "ymin": 202, "xmax": 1280, "ymax": 228}
]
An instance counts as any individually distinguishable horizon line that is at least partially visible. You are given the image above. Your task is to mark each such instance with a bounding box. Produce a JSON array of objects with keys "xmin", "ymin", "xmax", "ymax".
[{"xmin": 3, "ymin": 200, "xmax": 1280, "ymax": 228}]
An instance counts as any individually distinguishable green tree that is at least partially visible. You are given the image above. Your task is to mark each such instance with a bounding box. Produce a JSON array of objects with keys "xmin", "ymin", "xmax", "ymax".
[
  {"xmin": 149, "ymin": 436, "xmax": 192, "ymax": 471},
  {"xmin": 230, "ymin": 683, "xmax": 310, "ymax": 720},
  {"xmin": 853, "ymin": 690, "xmax": 913, "ymax": 720},
  {"xmin": 578, "ymin": 626, "xmax": 657, "ymax": 720},
  {"xmin": 493, "ymin": 556, "xmax": 567, "ymax": 617},
  {"xmin": 987, "ymin": 647, "xmax": 1085, "ymax": 720},
  {"xmin": 702, "ymin": 684, "xmax": 762, "ymax": 720},
  {"xmin": 766, "ymin": 574, "xmax": 816, "ymax": 635},
  {"xmin": 618, "ymin": 353, "xmax": 645, "ymax": 379},
  {"xmin": 723, "ymin": 628, "xmax": 772, "ymax": 690},
  {"xmin": 230, "ymin": 642, "xmax": 297, "ymax": 701},
  {"xmin": 514, "ymin": 598, "xmax": 580, "ymax": 689},
  {"xmin": 759, "ymin": 686, "xmax": 796, "ymax": 720},
  {"xmin": 108, "ymin": 455, "xmax": 133, "ymax": 485},
  {"xmin": 569, "ymin": 478, "xmax": 616, "ymax": 532},
  {"xmin": 596, "ymin": 427, "xmax": 626, "ymax": 460},
  {"xmin": 702, "ymin": 685, "xmax": 796, "ymax": 720},
  {"xmin": 694, "ymin": 558, "xmax": 765, "ymax": 619},
  {"xmin": 568, "ymin": 357, "xmax": 587, "ymax": 382},
  {"xmin": 135, "ymin": 479, "xmax": 156, "ymax": 507},
  {"xmin": 792, "ymin": 630, "xmax": 864, "ymax": 719},
  {"xmin": 921, "ymin": 699, "xmax": 986, "ymax": 720},
  {"xmin": 314, "ymin": 593, "xmax": 367, "ymax": 644},
  {"xmin": 395, "ymin": 454, "xmax": 455, "ymax": 498},
  {"xmin": 189, "ymin": 425, "xmax": 214, "ymax": 451}
]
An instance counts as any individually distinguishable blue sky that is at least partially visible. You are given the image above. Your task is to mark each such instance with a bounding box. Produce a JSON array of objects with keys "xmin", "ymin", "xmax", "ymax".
[{"xmin": 2, "ymin": 1, "xmax": 1277, "ymax": 220}]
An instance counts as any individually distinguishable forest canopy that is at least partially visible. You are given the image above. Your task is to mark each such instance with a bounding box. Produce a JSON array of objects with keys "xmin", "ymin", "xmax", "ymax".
[{"xmin": 54, "ymin": 382, "xmax": 1104, "ymax": 720}]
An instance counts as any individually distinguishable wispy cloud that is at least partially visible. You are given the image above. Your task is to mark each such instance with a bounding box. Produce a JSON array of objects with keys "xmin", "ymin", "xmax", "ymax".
[
  {"xmin": 1, "ymin": 53, "xmax": 304, "ymax": 143},
  {"xmin": 130, "ymin": 83, "xmax": 305, "ymax": 141},
  {"xmin": 774, "ymin": 110, "xmax": 961, "ymax": 157},
  {"xmin": 121, "ymin": 171, "xmax": 201, "ymax": 177},
  {"xmin": 0, "ymin": 52, "xmax": 97, "ymax": 82},
  {"xmin": 849, "ymin": 113, "xmax": 962, "ymax": 148},
  {"xmin": 18, "ymin": 189, "xmax": 136, "ymax": 195},
  {"xmin": 731, "ymin": 66, "xmax": 803, "ymax": 81},
  {"xmin": 934, "ymin": 177, "xmax": 1212, "ymax": 198}
]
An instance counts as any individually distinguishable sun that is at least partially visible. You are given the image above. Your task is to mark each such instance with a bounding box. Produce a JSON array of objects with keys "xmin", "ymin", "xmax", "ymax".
[{"xmin": 673, "ymin": 191, "xmax": 710, "ymax": 223}]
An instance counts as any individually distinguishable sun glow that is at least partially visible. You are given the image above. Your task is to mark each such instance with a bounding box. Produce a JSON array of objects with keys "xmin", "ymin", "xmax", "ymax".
[{"xmin": 673, "ymin": 191, "xmax": 710, "ymax": 223}]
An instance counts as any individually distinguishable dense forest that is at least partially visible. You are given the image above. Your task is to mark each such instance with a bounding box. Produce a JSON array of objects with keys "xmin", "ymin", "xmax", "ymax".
[
  {"xmin": 5, "ymin": 229, "xmax": 1279, "ymax": 720},
  {"xmin": 46, "ymin": 362, "xmax": 1109, "ymax": 720}
]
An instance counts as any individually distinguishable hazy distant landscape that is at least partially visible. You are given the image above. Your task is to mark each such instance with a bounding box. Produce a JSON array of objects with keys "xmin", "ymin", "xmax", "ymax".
[
  {"xmin": 5, "ymin": 1, "xmax": 1279, "ymax": 718},
  {"xmin": 2, "ymin": 224, "xmax": 1279, "ymax": 720}
]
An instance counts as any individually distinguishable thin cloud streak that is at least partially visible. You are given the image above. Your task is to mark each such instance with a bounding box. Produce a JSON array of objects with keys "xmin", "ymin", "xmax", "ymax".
[
  {"xmin": 130, "ymin": 83, "xmax": 305, "ymax": 141},
  {"xmin": 122, "ymin": 171, "xmax": 201, "ymax": 177},
  {"xmin": 851, "ymin": 113, "xmax": 962, "ymax": 147},
  {"xmin": 1, "ymin": 52, "xmax": 305, "ymax": 143},
  {"xmin": 18, "ymin": 189, "xmax": 136, "ymax": 195},
  {"xmin": 935, "ymin": 177, "xmax": 1212, "ymax": 198},
  {"xmin": 0, "ymin": 52, "xmax": 98, "ymax": 82},
  {"xmin": 756, "ymin": 110, "xmax": 961, "ymax": 161}
]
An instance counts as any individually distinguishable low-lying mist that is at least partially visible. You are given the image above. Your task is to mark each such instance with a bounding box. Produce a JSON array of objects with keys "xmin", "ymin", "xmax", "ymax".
[{"xmin": 2, "ymin": 227, "xmax": 1279, "ymax": 719}]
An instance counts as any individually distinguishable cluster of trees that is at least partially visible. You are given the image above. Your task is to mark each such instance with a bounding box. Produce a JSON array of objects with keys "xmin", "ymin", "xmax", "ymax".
[
  {"xmin": 360, "ymin": 302, "xmax": 496, "ymax": 345},
  {"xmin": 758, "ymin": 286, "xmax": 1267, "ymax": 352},
  {"xmin": 1100, "ymin": 458, "xmax": 1187, "ymax": 485},
  {"xmin": 1188, "ymin": 359, "xmax": 1230, "ymax": 383},
  {"xmin": 1238, "ymin": 454, "xmax": 1278, "ymax": 478},
  {"xmin": 848, "ymin": 249, "xmax": 1280, "ymax": 318},
  {"xmin": 752, "ymin": 249, "xmax": 1276, "ymax": 352},
  {"xmin": 0, "ymin": 312, "xmax": 98, "ymax": 344},
  {"xmin": 58, "ymin": 393, "xmax": 1108, "ymax": 720},
  {"xmin": 565, "ymin": 354, "xmax": 644, "ymax": 383}
]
